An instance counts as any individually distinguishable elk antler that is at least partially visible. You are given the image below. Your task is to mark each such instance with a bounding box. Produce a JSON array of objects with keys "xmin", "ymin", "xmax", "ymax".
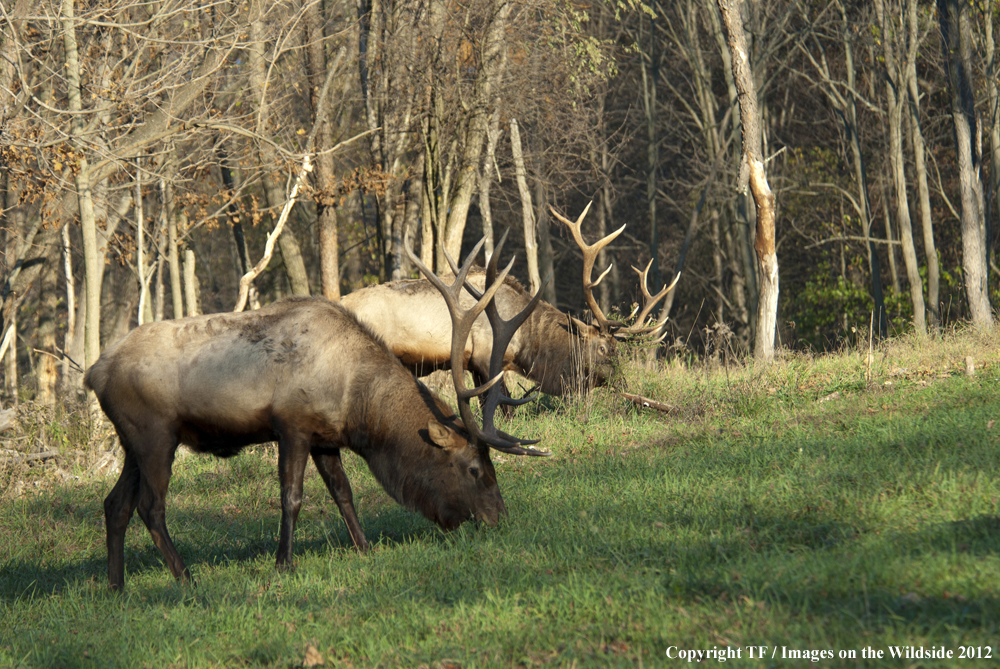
[
  {"xmin": 445, "ymin": 230, "xmax": 549, "ymax": 436},
  {"xmin": 618, "ymin": 260, "xmax": 681, "ymax": 338},
  {"xmin": 406, "ymin": 238, "xmax": 548, "ymax": 456},
  {"xmin": 549, "ymin": 201, "xmax": 625, "ymax": 333}
]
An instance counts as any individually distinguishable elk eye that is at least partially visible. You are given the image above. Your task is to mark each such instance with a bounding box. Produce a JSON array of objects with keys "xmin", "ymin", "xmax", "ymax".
[
  {"xmin": 598, "ymin": 345, "xmax": 607, "ymax": 355},
  {"xmin": 468, "ymin": 466, "xmax": 480, "ymax": 479}
]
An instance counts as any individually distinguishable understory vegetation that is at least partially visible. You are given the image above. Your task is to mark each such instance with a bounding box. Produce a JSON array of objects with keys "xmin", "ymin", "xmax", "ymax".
[{"xmin": 2, "ymin": 328, "xmax": 999, "ymax": 668}]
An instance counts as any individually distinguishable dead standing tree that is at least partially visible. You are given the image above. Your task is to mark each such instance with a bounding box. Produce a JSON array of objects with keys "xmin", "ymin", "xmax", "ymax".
[{"xmin": 717, "ymin": 0, "xmax": 778, "ymax": 361}]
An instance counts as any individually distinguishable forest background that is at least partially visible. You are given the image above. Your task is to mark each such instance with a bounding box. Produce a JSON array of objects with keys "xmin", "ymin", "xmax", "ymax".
[{"xmin": 0, "ymin": 0, "xmax": 998, "ymax": 404}]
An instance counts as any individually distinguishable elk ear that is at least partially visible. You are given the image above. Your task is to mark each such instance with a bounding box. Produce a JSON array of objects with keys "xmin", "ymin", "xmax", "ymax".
[
  {"xmin": 562, "ymin": 316, "xmax": 588, "ymax": 336},
  {"xmin": 427, "ymin": 421, "xmax": 459, "ymax": 449}
]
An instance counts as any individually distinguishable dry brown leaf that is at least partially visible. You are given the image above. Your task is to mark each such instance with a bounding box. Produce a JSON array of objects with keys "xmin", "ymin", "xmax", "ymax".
[{"xmin": 302, "ymin": 644, "xmax": 325, "ymax": 667}]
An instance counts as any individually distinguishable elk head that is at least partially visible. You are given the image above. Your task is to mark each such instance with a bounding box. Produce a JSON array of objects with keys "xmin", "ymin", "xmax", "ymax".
[
  {"xmin": 399, "ymin": 413, "xmax": 510, "ymax": 533},
  {"xmin": 406, "ymin": 235, "xmax": 549, "ymax": 519}
]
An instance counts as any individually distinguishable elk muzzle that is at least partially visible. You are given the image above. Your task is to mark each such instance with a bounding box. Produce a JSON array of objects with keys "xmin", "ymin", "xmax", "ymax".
[{"xmin": 473, "ymin": 491, "xmax": 507, "ymax": 526}]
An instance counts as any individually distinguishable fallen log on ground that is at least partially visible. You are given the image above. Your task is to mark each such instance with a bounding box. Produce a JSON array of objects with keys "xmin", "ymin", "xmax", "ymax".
[{"xmin": 621, "ymin": 392, "xmax": 675, "ymax": 413}]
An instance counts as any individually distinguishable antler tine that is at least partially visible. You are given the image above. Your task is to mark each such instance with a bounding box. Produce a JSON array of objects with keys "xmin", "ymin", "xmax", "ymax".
[
  {"xmin": 653, "ymin": 272, "xmax": 681, "ymax": 328},
  {"xmin": 620, "ymin": 263, "xmax": 682, "ymax": 337},
  {"xmin": 476, "ymin": 236, "xmax": 548, "ymax": 453},
  {"xmin": 409, "ymin": 237, "xmax": 488, "ymax": 314},
  {"xmin": 405, "ymin": 237, "xmax": 510, "ymax": 395},
  {"xmin": 478, "ymin": 273, "xmax": 550, "ymax": 453},
  {"xmin": 630, "ymin": 259, "xmax": 669, "ymax": 326},
  {"xmin": 405, "ymin": 240, "xmax": 547, "ymax": 456},
  {"xmin": 445, "ymin": 228, "xmax": 511, "ymax": 302},
  {"xmin": 443, "ymin": 228, "xmax": 544, "ymax": 417},
  {"xmin": 549, "ymin": 201, "xmax": 625, "ymax": 331}
]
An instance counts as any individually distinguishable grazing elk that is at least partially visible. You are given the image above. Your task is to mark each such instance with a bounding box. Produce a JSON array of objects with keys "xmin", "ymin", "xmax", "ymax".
[
  {"xmin": 343, "ymin": 203, "xmax": 679, "ymax": 396},
  {"xmin": 85, "ymin": 238, "xmax": 544, "ymax": 590}
]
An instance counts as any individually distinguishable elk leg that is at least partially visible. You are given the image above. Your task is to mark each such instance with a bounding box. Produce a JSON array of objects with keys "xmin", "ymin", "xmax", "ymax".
[
  {"xmin": 134, "ymin": 438, "xmax": 190, "ymax": 583},
  {"xmin": 104, "ymin": 448, "xmax": 141, "ymax": 590},
  {"xmin": 311, "ymin": 449, "xmax": 369, "ymax": 552},
  {"xmin": 275, "ymin": 430, "xmax": 311, "ymax": 571}
]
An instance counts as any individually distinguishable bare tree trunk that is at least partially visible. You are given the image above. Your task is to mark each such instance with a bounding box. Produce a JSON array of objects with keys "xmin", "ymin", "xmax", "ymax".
[
  {"xmin": 305, "ymin": 8, "xmax": 344, "ymax": 300},
  {"xmin": 165, "ymin": 176, "xmax": 184, "ymax": 319},
  {"xmin": 848, "ymin": 126, "xmax": 888, "ymax": 334},
  {"xmin": 597, "ymin": 178, "xmax": 616, "ymax": 315},
  {"xmin": 318, "ymin": 202, "xmax": 341, "ymax": 298},
  {"xmin": 878, "ymin": 0, "xmax": 926, "ymax": 334},
  {"xmin": 421, "ymin": 171, "xmax": 435, "ymax": 268},
  {"xmin": 939, "ymin": 0, "xmax": 993, "ymax": 330},
  {"xmin": 247, "ymin": 0, "xmax": 310, "ymax": 296},
  {"xmin": 68, "ymin": 183, "xmax": 126, "ymax": 357},
  {"xmin": 478, "ymin": 108, "xmax": 502, "ymax": 260},
  {"xmin": 594, "ymin": 110, "xmax": 619, "ymax": 313},
  {"xmin": 234, "ymin": 150, "xmax": 322, "ymax": 312},
  {"xmin": 3, "ymin": 211, "xmax": 19, "ymax": 404},
  {"xmin": 36, "ymin": 257, "xmax": 59, "ymax": 403},
  {"xmin": 718, "ymin": 0, "xmax": 778, "ymax": 361},
  {"xmin": 134, "ymin": 161, "xmax": 159, "ymax": 327},
  {"xmin": 535, "ymin": 178, "xmax": 556, "ymax": 304},
  {"xmin": 61, "ymin": 0, "xmax": 102, "ymax": 370},
  {"xmin": 707, "ymin": 0, "xmax": 752, "ymax": 330},
  {"xmin": 985, "ymin": 0, "xmax": 1000, "ymax": 273},
  {"xmin": 218, "ymin": 148, "xmax": 260, "ymax": 309},
  {"xmin": 154, "ymin": 251, "xmax": 166, "ymax": 322},
  {"xmin": 0, "ymin": 0, "xmax": 30, "ymax": 126},
  {"xmin": 640, "ymin": 12, "xmax": 661, "ymax": 293},
  {"xmin": 724, "ymin": 213, "xmax": 750, "ymax": 330},
  {"xmin": 510, "ymin": 119, "xmax": 541, "ymax": 293},
  {"xmin": 478, "ymin": 167, "xmax": 496, "ymax": 263},
  {"xmin": 105, "ymin": 271, "xmax": 138, "ymax": 346},
  {"xmin": 441, "ymin": 0, "xmax": 511, "ymax": 261},
  {"xmin": 905, "ymin": 0, "xmax": 939, "ymax": 328},
  {"xmin": 136, "ymin": 163, "xmax": 147, "ymax": 326},
  {"xmin": 4, "ymin": 310, "xmax": 16, "ymax": 404},
  {"xmin": 711, "ymin": 210, "xmax": 724, "ymax": 323},
  {"xmin": 359, "ymin": 0, "xmax": 419, "ymax": 280},
  {"xmin": 736, "ymin": 197, "xmax": 758, "ymax": 331},
  {"xmin": 271, "ymin": 190, "xmax": 310, "ymax": 293},
  {"xmin": 183, "ymin": 248, "xmax": 199, "ymax": 317},
  {"xmin": 61, "ymin": 223, "xmax": 75, "ymax": 390},
  {"xmin": 880, "ymin": 178, "xmax": 901, "ymax": 294},
  {"xmin": 401, "ymin": 156, "xmax": 424, "ymax": 278}
]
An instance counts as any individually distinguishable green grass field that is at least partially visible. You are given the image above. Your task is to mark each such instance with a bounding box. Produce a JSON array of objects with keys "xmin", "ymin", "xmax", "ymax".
[{"xmin": 2, "ymin": 330, "xmax": 999, "ymax": 668}]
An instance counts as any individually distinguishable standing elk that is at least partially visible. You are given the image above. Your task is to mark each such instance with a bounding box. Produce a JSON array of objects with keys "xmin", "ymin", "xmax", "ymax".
[
  {"xmin": 85, "ymin": 238, "xmax": 545, "ymax": 590},
  {"xmin": 343, "ymin": 203, "xmax": 679, "ymax": 396}
]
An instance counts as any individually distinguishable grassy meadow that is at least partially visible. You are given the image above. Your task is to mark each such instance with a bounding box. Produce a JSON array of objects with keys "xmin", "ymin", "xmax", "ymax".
[{"xmin": 1, "ymin": 328, "xmax": 1000, "ymax": 667}]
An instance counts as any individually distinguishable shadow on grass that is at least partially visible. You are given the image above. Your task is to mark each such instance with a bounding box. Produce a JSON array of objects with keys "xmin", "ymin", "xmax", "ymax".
[
  {"xmin": 0, "ymin": 492, "xmax": 444, "ymax": 603},
  {"xmin": 4, "ymin": 493, "xmax": 999, "ymax": 663},
  {"xmin": 18, "ymin": 632, "xmax": 296, "ymax": 669}
]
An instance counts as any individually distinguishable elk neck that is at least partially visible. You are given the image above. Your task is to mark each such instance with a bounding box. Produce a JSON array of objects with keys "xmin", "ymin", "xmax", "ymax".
[{"xmin": 509, "ymin": 300, "xmax": 578, "ymax": 395}]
